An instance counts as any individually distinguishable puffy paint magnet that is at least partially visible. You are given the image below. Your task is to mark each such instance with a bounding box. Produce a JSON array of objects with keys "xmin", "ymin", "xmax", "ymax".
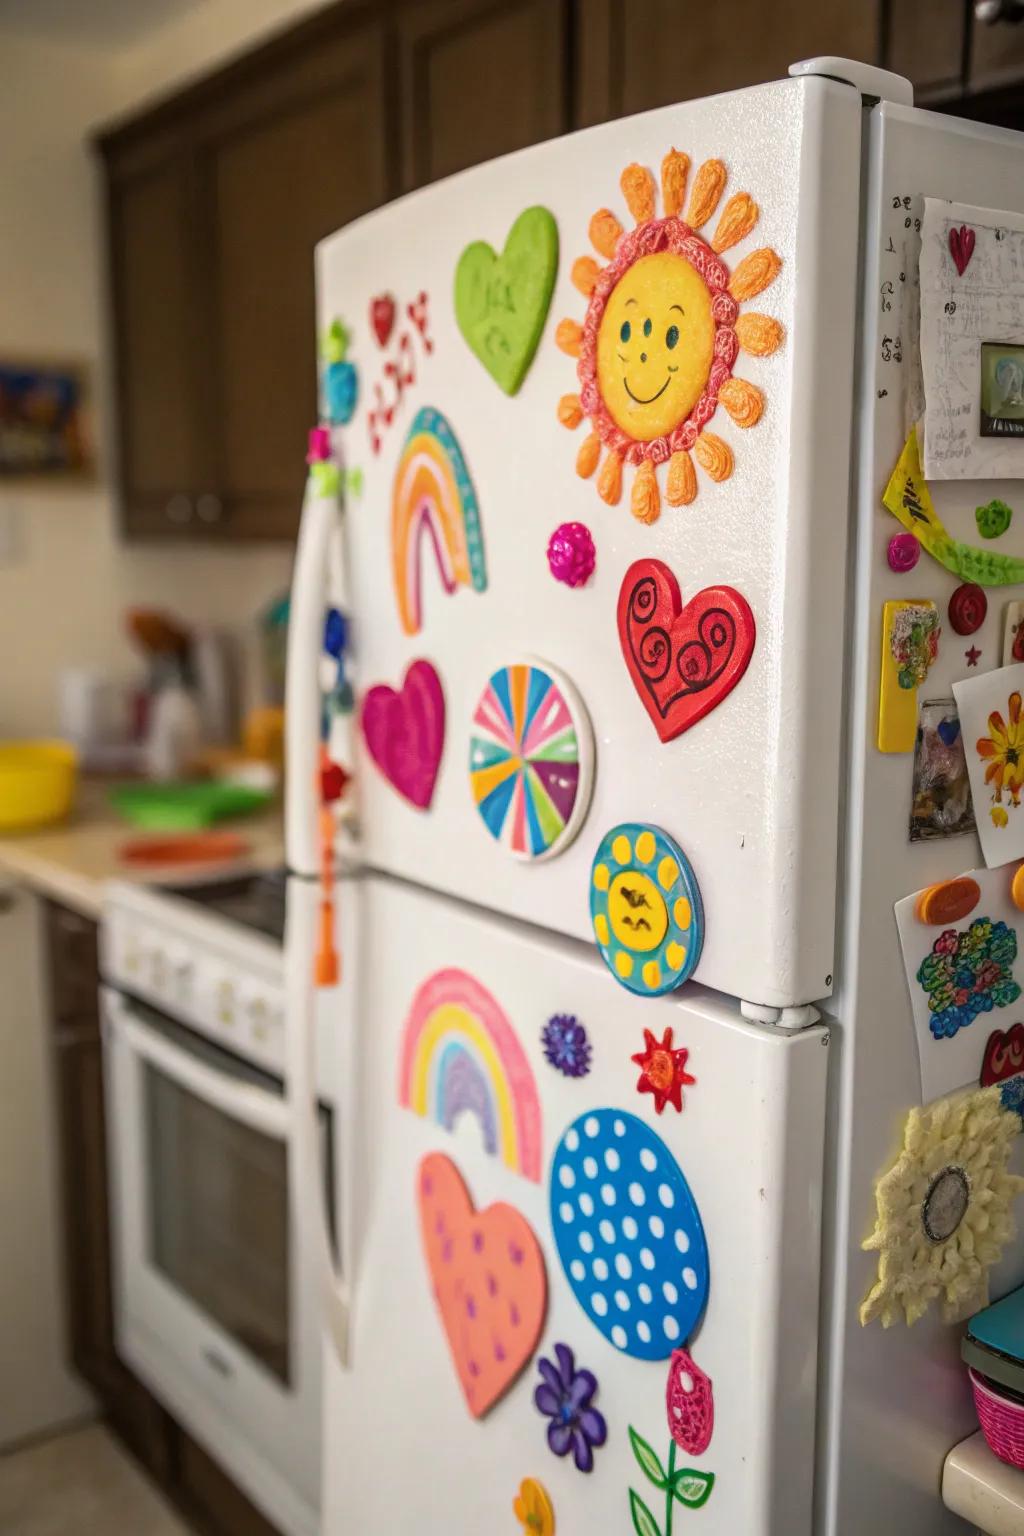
[
  {"xmin": 360, "ymin": 658, "xmax": 444, "ymax": 810},
  {"xmin": 417, "ymin": 1152, "xmax": 547, "ymax": 1417},
  {"xmin": 915, "ymin": 876, "xmax": 981, "ymax": 926},
  {"xmin": 547, "ymin": 522, "xmax": 596, "ymax": 588},
  {"xmin": 513, "ymin": 1478, "xmax": 555, "ymax": 1535},
  {"xmin": 549, "ymin": 1108, "xmax": 708, "ymax": 1360},
  {"xmin": 887, "ymin": 532, "xmax": 920, "ymax": 573},
  {"xmin": 397, "ymin": 968, "xmax": 542, "ymax": 1182},
  {"xmin": 631, "ymin": 1027, "xmax": 695, "ymax": 1115},
  {"xmin": 884, "ymin": 432, "xmax": 1024, "ymax": 586},
  {"xmin": 628, "ymin": 1423, "xmax": 716, "ymax": 1531},
  {"xmin": 977, "ymin": 499, "xmax": 1013, "ymax": 540},
  {"xmin": 541, "ymin": 1014, "xmax": 592, "ymax": 1079},
  {"xmin": 391, "ymin": 406, "xmax": 485, "ymax": 635},
  {"xmin": 618, "ymin": 559, "xmax": 755, "ymax": 742},
  {"xmin": 878, "ymin": 600, "xmax": 939, "ymax": 754},
  {"xmin": 666, "ymin": 1348, "xmax": 714, "ymax": 1455},
  {"xmin": 949, "ymin": 583, "xmax": 987, "ymax": 636},
  {"xmin": 1001, "ymin": 601, "xmax": 1024, "ymax": 665},
  {"xmin": 533, "ymin": 1344, "xmax": 607, "ymax": 1473},
  {"xmin": 455, "ymin": 207, "xmax": 558, "ymax": 395},
  {"xmin": 590, "ymin": 824, "xmax": 703, "ymax": 996},
  {"xmin": 469, "ymin": 660, "xmax": 594, "ymax": 862},
  {"xmin": 321, "ymin": 319, "xmax": 358, "ymax": 425},
  {"xmin": 556, "ymin": 147, "xmax": 782, "ymax": 523},
  {"xmin": 980, "ymin": 1021, "xmax": 1024, "ymax": 1086}
]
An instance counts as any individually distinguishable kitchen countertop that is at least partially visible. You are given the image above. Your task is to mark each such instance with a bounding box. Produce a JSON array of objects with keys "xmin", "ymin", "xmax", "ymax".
[
  {"xmin": 0, "ymin": 779, "xmax": 285, "ymax": 918},
  {"xmin": 943, "ymin": 1431, "xmax": 1024, "ymax": 1536}
]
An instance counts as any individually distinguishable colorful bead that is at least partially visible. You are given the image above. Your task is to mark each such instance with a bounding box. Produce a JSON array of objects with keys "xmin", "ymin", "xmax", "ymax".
[
  {"xmin": 547, "ymin": 522, "xmax": 596, "ymax": 587},
  {"xmin": 887, "ymin": 532, "xmax": 920, "ymax": 573}
]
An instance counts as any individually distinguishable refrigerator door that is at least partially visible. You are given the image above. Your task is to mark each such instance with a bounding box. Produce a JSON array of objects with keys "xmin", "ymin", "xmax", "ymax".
[
  {"xmin": 823, "ymin": 103, "xmax": 1024, "ymax": 1536},
  {"xmin": 321, "ymin": 873, "xmax": 828, "ymax": 1535},
  {"xmin": 315, "ymin": 73, "xmax": 862, "ymax": 1010}
]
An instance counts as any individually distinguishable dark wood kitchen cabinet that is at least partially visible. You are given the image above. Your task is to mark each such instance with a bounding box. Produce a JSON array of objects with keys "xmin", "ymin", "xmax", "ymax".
[
  {"xmin": 394, "ymin": 0, "xmax": 570, "ymax": 189},
  {"xmin": 100, "ymin": 3, "xmax": 390, "ymax": 541},
  {"xmin": 575, "ymin": 0, "xmax": 881, "ymax": 126}
]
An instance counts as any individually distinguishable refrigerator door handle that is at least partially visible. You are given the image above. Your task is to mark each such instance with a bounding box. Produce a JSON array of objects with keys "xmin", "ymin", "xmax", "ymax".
[
  {"xmin": 286, "ymin": 886, "xmax": 351, "ymax": 1365},
  {"xmin": 285, "ymin": 462, "xmax": 343, "ymax": 877}
]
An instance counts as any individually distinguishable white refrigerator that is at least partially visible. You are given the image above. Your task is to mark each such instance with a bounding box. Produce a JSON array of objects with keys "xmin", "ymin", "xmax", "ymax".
[{"xmin": 284, "ymin": 56, "xmax": 1024, "ymax": 1536}]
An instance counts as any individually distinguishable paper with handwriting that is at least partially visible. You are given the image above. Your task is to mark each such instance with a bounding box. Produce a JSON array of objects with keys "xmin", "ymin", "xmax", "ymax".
[{"xmin": 920, "ymin": 198, "xmax": 1024, "ymax": 480}]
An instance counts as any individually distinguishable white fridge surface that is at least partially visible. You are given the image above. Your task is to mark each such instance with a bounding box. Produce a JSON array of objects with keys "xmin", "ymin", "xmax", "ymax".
[
  {"xmin": 323, "ymin": 871, "xmax": 829, "ymax": 1536},
  {"xmin": 314, "ymin": 73, "xmax": 864, "ymax": 1010}
]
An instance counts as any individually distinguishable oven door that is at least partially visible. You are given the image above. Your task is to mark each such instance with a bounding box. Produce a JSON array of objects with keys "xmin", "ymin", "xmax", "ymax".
[{"xmin": 101, "ymin": 986, "xmax": 320, "ymax": 1536}]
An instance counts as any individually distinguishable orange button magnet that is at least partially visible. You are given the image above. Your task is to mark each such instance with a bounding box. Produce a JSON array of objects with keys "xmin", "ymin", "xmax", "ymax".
[{"xmin": 915, "ymin": 876, "xmax": 981, "ymax": 926}]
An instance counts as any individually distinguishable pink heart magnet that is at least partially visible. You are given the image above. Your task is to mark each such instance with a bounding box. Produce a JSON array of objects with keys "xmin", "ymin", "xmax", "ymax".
[
  {"xmin": 360, "ymin": 658, "xmax": 445, "ymax": 809},
  {"xmin": 949, "ymin": 225, "xmax": 976, "ymax": 277}
]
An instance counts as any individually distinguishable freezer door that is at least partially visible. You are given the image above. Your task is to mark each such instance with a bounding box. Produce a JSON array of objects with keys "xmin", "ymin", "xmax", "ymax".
[
  {"xmin": 322, "ymin": 874, "xmax": 828, "ymax": 1536},
  {"xmin": 316, "ymin": 73, "xmax": 862, "ymax": 1009}
]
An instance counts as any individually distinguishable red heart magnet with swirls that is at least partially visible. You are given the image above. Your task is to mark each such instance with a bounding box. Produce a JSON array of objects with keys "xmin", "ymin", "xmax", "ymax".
[
  {"xmin": 418, "ymin": 1152, "xmax": 547, "ymax": 1418},
  {"xmin": 949, "ymin": 225, "xmax": 976, "ymax": 278},
  {"xmin": 981, "ymin": 1022, "xmax": 1024, "ymax": 1086},
  {"xmin": 617, "ymin": 558, "xmax": 756, "ymax": 742}
]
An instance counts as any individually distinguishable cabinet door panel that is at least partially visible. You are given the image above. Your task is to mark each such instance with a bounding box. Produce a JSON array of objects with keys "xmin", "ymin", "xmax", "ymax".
[
  {"xmin": 970, "ymin": 12, "xmax": 1024, "ymax": 94},
  {"xmin": 577, "ymin": 0, "xmax": 879, "ymax": 125},
  {"xmin": 884, "ymin": 0, "xmax": 965, "ymax": 101},
  {"xmin": 109, "ymin": 156, "xmax": 207, "ymax": 531},
  {"xmin": 396, "ymin": 0, "xmax": 569, "ymax": 189},
  {"xmin": 200, "ymin": 26, "xmax": 389, "ymax": 538}
]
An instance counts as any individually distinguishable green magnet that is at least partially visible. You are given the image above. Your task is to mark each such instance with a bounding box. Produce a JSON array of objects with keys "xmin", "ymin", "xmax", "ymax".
[{"xmin": 976, "ymin": 499, "xmax": 1014, "ymax": 540}]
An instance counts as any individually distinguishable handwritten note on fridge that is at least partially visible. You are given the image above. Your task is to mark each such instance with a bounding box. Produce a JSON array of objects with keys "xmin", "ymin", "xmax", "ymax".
[{"xmin": 920, "ymin": 198, "xmax": 1024, "ymax": 480}]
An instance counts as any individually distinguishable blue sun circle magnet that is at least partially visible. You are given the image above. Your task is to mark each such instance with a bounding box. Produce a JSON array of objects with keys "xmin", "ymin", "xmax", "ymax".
[
  {"xmin": 589, "ymin": 824, "xmax": 703, "ymax": 996},
  {"xmin": 549, "ymin": 1108, "xmax": 709, "ymax": 1360}
]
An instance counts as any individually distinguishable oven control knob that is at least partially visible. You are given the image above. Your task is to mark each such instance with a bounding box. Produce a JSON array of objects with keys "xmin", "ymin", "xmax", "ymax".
[
  {"xmin": 124, "ymin": 935, "xmax": 141, "ymax": 974},
  {"xmin": 217, "ymin": 980, "xmax": 235, "ymax": 1025},
  {"xmin": 150, "ymin": 950, "xmax": 168, "ymax": 989},
  {"xmin": 174, "ymin": 959, "xmax": 194, "ymax": 1001},
  {"xmin": 247, "ymin": 997, "xmax": 268, "ymax": 1041}
]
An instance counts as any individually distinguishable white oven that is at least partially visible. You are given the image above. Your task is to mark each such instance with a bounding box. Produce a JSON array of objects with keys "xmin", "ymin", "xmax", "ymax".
[{"xmin": 102, "ymin": 982, "xmax": 326, "ymax": 1536}]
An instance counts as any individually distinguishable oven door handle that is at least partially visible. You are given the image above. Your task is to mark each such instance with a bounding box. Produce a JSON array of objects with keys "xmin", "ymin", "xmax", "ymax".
[{"xmin": 106, "ymin": 995, "xmax": 289, "ymax": 1142}]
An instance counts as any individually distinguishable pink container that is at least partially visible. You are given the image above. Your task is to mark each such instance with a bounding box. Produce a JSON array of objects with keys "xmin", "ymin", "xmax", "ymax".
[{"xmin": 969, "ymin": 1367, "xmax": 1024, "ymax": 1470}]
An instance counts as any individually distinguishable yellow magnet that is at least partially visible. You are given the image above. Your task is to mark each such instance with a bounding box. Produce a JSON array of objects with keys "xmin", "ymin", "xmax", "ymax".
[{"xmin": 878, "ymin": 599, "xmax": 939, "ymax": 754}]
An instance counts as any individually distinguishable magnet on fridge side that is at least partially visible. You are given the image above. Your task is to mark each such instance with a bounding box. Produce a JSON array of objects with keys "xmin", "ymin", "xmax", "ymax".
[
  {"xmin": 980, "ymin": 1021, "xmax": 1024, "ymax": 1085},
  {"xmin": 628, "ymin": 1421, "xmax": 715, "ymax": 1536},
  {"xmin": 590, "ymin": 824, "xmax": 703, "ymax": 996},
  {"xmin": 320, "ymin": 319, "xmax": 358, "ymax": 425},
  {"xmin": 878, "ymin": 600, "xmax": 939, "ymax": 753},
  {"xmin": 533, "ymin": 1343, "xmax": 606, "ymax": 1473},
  {"xmin": 914, "ymin": 876, "xmax": 981, "ymax": 926},
  {"xmin": 977, "ymin": 499, "xmax": 1013, "ymax": 540},
  {"xmin": 949, "ymin": 583, "xmax": 987, "ymax": 636},
  {"xmin": 887, "ymin": 532, "xmax": 920, "ymax": 573},
  {"xmin": 513, "ymin": 1478, "xmax": 555, "ymax": 1536},
  {"xmin": 631, "ymin": 1027, "xmax": 696, "ymax": 1115},
  {"xmin": 1002, "ymin": 601, "xmax": 1024, "ymax": 665}
]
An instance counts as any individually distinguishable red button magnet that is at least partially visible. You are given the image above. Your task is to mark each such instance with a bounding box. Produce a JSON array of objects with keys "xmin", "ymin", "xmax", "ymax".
[
  {"xmin": 948, "ymin": 583, "xmax": 987, "ymax": 635},
  {"xmin": 887, "ymin": 532, "xmax": 920, "ymax": 573}
]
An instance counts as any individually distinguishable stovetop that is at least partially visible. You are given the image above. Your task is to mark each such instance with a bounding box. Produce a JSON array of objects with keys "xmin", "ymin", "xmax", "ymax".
[{"xmin": 159, "ymin": 868, "xmax": 287, "ymax": 945}]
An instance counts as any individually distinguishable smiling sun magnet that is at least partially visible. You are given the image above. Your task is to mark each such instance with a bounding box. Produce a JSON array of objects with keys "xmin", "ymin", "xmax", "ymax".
[
  {"xmin": 556, "ymin": 151, "xmax": 783, "ymax": 524},
  {"xmin": 590, "ymin": 824, "xmax": 704, "ymax": 996}
]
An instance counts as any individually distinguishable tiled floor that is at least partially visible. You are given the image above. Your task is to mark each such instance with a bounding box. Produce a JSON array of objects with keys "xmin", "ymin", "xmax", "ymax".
[{"xmin": 0, "ymin": 1421, "xmax": 191, "ymax": 1535}]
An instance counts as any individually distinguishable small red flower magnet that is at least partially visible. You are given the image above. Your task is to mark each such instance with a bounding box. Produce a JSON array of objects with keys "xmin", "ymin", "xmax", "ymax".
[{"xmin": 631, "ymin": 1026, "xmax": 695, "ymax": 1115}]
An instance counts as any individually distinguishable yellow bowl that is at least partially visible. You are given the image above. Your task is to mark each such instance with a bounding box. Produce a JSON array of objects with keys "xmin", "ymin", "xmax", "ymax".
[{"xmin": 0, "ymin": 740, "xmax": 79, "ymax": 832}]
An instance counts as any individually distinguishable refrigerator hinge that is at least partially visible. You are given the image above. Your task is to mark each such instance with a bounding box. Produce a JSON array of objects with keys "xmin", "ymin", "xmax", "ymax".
[
  {"xmin": 788, "ymin": 56, "xmax": 914, "ymax": 109},
  {"xmin": 740, "ymin": 999, "xmax": 821, "ymax": 1033}
]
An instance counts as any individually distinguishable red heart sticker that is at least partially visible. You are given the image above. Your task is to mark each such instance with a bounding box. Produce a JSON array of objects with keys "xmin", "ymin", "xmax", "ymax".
[
  {"xmin": 370, "ymin": 293, "xmax": 396, "ymax": 347},
  {"xmin": 981, "ymin": 1022, "xmax": 1024, "ymax": 1086},
  {"xmin": 418, "ymin": 1152, "xmax": 547, "ymax": 1418},
  {"xmin": 949, "ymin": 225, "xmax": 976, "ymax": 278},
  {"xmin": 617, "ymin": 558, "xmax": 756, "ymax": 742}
]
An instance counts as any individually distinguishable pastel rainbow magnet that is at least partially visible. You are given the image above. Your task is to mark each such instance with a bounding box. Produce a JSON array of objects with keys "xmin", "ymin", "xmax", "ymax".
[
  {"xmin": 469, "ymin": 660, "xmax": 594, "ymax": 862},
  {"xmin": 590, "ymin": 824, "xmax": 703, "ymax": 997},
  {"xmin": 397, "ymin": 967, "xmax": 542, "ymax": 1182},
  {"xmin": 391, "ymin": 406, "xmax": 486, "ymax": 635}
]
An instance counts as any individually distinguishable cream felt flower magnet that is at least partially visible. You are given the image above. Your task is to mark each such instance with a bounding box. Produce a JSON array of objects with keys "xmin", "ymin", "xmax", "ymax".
[{"xmin": 860, "ymin": 1085, "xmax": 1024, "ymax": 1329}]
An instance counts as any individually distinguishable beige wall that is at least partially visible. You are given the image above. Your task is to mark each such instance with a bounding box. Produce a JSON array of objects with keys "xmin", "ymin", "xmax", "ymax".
[{"xmin": 0, "ymin": 1, "xmax": 339, "ymax": 740}]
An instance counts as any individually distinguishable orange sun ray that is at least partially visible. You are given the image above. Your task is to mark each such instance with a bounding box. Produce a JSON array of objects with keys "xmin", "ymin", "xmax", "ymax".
[
  {"xmin": 661, "ymin": 148, "xmax": 690, "ymax": 217},
  {"xmin": 589, "ymin": 208, "xmax": 622, "ymax": 259},
  {"xmin": 686, "ymin": 159, "xmax": 727, "ymax": 229}
]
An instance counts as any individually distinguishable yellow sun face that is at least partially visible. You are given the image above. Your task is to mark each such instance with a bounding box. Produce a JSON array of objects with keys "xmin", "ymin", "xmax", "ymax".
[
  {"xmin": 608, "ymin": 869, "xmax": 669, "ymax": 952},
  {"xmin": 596, "ymin": 253, "xmax": 715, "ymax": 441},
  {"xmin": 556, "ymin": 150, "xmax": 785, "ymax": 523}
]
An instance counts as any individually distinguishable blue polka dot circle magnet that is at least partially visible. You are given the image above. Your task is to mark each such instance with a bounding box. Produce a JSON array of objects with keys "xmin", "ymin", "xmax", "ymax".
[
  {"xmin": 590, "ymin": 824, "xmax": 703, "ymax": 996},
  {"xmin": 550, "ymin": 1109, "xmax": 708, "ymax": 1360}
]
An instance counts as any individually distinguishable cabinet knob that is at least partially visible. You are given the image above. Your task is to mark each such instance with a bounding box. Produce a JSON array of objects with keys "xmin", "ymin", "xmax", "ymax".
[
  {"xmin": 196, "ymin": 493, "xmax": 222, "ymax": 524},
  {"xmin": 166, "ymin": 494, "xmax": 193, "ymax": 524}
]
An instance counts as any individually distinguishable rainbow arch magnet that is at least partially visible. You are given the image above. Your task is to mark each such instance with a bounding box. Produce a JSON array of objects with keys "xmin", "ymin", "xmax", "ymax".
[
  {"xmin": 397, "ymin": 967, "xmax": 542, "ymax": 1182},
  {"xmin": 391, "ymin": 406, "xmax": 486, "ymax": 636},
  {"xmin": 469, "ymin": 659, "xmax": 595, "ymax": 862}
]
